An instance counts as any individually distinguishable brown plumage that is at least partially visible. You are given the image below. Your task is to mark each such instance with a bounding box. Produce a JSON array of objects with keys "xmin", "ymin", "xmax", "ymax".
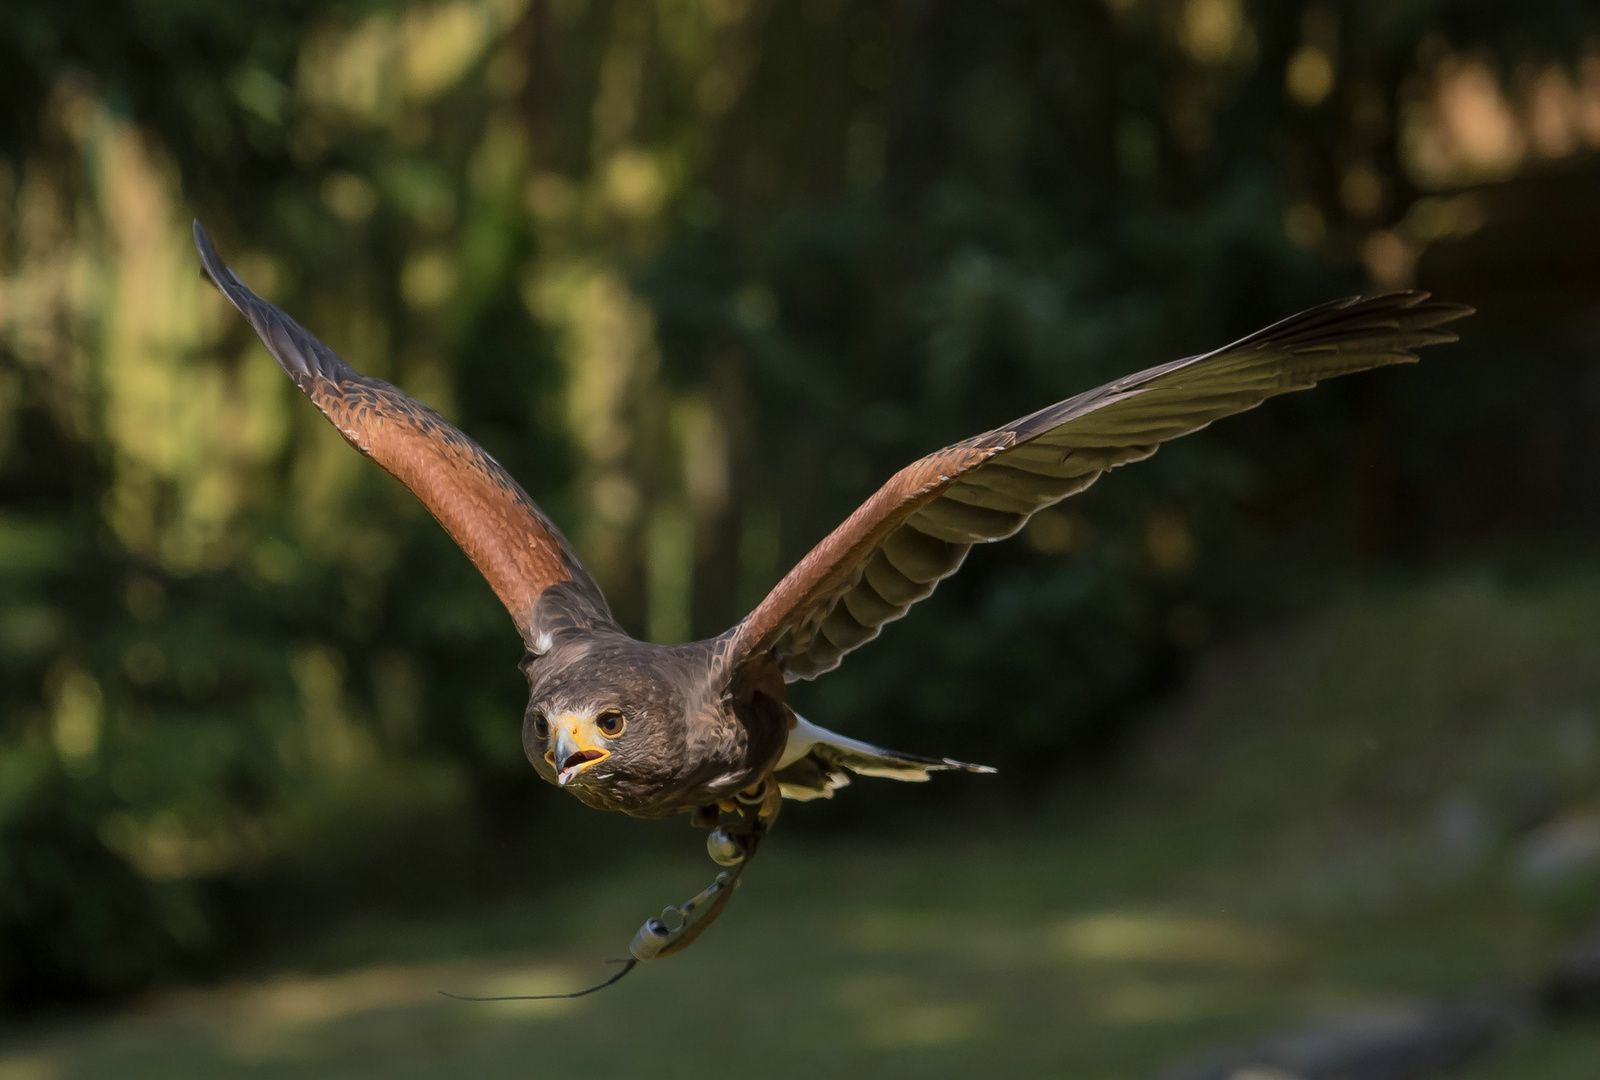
[
  {"xmin": 194, "ymin": 223, "xmax": 610, "ymax": 646},
  {"xmin": 195, "ymin": 220, "xmax": 1469, "ymax": 938}
]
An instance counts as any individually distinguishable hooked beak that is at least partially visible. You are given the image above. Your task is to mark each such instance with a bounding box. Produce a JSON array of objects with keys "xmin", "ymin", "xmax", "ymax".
[{"xmin": 545, "ymin": 715, "xmax": 611, "ymax": 786}]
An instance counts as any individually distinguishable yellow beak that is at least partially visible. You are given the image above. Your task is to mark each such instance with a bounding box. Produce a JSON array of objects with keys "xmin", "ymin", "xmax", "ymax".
[{"xmin": 546, "ymin": 714, "xmax": 611, "ymax": 786}]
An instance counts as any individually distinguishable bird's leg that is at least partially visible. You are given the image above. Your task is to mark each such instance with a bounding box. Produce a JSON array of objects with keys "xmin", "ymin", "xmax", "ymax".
[
  {"xmin": 705, "ymin": 776, "xmax": 780, "ymax": 864},
  {"xmin": 745, "ymin": 775, "xmax": 783, "ymax": 825}
]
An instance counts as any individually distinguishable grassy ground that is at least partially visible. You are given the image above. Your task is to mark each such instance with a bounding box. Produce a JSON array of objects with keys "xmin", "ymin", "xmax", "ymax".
[{"xmin": 5, "ymin": 572, "xmax": 1600, "ymax": 1078}]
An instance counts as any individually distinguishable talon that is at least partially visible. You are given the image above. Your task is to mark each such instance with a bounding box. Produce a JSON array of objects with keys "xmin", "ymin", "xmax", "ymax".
[{"xmin": 758, "ymin": 780, "xmax": 782, "ymax": 822}]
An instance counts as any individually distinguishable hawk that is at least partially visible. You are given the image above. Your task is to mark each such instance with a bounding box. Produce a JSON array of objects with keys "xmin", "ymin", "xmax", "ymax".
[{"xmin": 194, "ymin": 221, "xmax": 1468, "ymax": 987}]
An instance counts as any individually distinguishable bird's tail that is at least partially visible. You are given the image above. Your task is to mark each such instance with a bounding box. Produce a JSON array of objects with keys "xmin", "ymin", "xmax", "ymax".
[{"xmin": 771, "ymin": 714, "xmax": 994, "ymax": 801}]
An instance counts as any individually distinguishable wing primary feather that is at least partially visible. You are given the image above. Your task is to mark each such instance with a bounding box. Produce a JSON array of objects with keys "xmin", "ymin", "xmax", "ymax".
[{"xmin": 729, "ymin": 290, "xmax": 1470, "ymax": 683}]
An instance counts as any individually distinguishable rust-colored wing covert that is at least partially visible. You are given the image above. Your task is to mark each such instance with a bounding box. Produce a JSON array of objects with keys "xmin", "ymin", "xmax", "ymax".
[
  {"xmin": 194, "ymin": 221, "xmax": 611, "ymax": 643},
  {"xmin": 730, "ymin": 291, "xmax": 1471, "ymax": 682}
]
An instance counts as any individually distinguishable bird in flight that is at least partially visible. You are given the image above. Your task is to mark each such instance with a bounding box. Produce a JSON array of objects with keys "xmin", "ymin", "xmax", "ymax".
[{"xmin": 194, "ymin": 221, "xmax": 1468, "ymax": 989}]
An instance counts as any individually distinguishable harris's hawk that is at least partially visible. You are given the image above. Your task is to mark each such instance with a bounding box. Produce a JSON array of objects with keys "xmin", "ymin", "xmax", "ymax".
[{"xmin": 194, "ymin": 221, "xmax": 1469, "ymax": 987}]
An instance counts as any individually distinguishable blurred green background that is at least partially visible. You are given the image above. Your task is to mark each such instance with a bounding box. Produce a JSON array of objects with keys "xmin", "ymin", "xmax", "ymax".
[{"xmin": 3, "ymin": 0, "xmax": 1600, "ymax": 1076}]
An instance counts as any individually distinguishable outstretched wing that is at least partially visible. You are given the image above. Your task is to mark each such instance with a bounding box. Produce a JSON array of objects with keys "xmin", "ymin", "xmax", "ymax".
[
  {"xmin": 194, "ymin": 221, "xmax": 612, "ymax": 643},
  {"xmin": 730, "ymin": 291, "xmax": 1471, "ymax": 682}
]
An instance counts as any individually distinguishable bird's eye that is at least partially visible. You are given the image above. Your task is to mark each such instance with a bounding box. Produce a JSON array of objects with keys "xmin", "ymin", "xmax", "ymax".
[
  {"xmin": 531, "ymin": 712, "xmax": 550, "ymax": 740},
  {"xmin": 596, "ymin": 709, "xmax": 626, "ymax": 738}
]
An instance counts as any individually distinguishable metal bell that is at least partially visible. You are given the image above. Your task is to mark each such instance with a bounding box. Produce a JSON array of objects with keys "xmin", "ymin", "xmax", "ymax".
[{"xmin": 706, "ymin": 826, "xmax": 745, "ymax": 866}]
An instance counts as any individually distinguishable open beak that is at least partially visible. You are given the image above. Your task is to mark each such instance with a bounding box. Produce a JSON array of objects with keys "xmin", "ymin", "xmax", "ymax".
[{"xmin": 545, "ymin": 715, "xmax": 611, "ymax": 786}]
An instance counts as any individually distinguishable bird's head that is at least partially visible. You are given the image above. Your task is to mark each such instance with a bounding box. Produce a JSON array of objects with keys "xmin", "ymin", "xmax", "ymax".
[{"xmin": 520, "ymin": 634, "xmax": 713, "ymax": 812}]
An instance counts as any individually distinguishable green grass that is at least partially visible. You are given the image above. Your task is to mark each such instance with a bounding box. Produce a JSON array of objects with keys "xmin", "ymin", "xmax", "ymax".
[{"xmin": 6, "ymin": 572, "xmax": 1600, "ymax": 1078}]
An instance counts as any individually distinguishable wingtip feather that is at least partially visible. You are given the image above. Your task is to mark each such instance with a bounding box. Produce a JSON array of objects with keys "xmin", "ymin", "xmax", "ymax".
[
  {"xmin": 192, "ymin": 219, "xmax": 255, "ymax": 309},
  {"xmin": 192, "ymin": 219, "xmax": 230, "ymax": 290},
  {"xmin": 191, "ymin": 219, "xmax": 323, "ymax": 385}
]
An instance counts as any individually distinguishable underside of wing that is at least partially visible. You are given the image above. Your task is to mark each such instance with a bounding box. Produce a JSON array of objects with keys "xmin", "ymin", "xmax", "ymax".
[
  {"xmin": 731, "ymin": 291, "xmax": 1471, "ymax": 682},
  {"xmin": 194, "ymin": 221, "xmax": 611, "ymax": 644}
]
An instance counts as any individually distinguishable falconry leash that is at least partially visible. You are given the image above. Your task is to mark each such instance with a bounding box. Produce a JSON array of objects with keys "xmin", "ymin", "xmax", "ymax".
[{"xmin": 440, "ymin": 779, "xmax": 777, "ymax": 999}]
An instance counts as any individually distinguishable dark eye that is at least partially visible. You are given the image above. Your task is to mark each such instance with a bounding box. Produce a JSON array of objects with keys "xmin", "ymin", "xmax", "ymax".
[
  {"xmin": 596, "ymin": 710, "xmax": 625, "ymax": 738},
  {"xmin": 531, "ymin": 712, "xmax": 550, "ymax": 740}
]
